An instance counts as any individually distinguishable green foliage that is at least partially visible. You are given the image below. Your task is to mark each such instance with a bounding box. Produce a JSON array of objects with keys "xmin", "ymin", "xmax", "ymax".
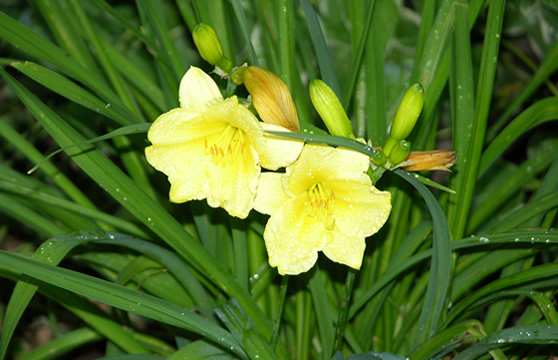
[{"xmin": 1, "ymin": 0, "xmax": 557, "ymax": 359}]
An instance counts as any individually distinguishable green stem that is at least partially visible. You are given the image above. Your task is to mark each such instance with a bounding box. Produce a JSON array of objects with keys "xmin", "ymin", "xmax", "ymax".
[
  {"xmin": 333, "ymin": 269, "xmax": 357, "ymax": 354},
  {"xmin": 271, "ymin": 275, "xmax": 289, "ymax": 350}
]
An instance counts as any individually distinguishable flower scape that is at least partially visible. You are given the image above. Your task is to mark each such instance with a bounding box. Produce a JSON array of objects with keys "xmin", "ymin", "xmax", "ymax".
[{"xmin": 145, "ymin": 24, "xmax": 454, "ymax": 275}]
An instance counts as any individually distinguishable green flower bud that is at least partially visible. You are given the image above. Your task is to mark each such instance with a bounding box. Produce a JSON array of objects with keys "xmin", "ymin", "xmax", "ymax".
[
  {"xmin": 389, "ymin": 83, "xmax": 424, "ymax": 141},
  {"xmin": 309, "ymin": 79, "xmax": 355, "ymax": 139},
  {"xmin": 370, "ymin": 149, "xmax": 387, "ymax": 167},
  {"xmin": 192, "ymin": 23, "xmax": 231, "ymax": 71},
  {"xmin": 382, "ymin": 137, "xmax": 398, "ymax": 157},
  {"xmin": 388, "ymin": 140, "xmax": 411, "ymax": 165}
]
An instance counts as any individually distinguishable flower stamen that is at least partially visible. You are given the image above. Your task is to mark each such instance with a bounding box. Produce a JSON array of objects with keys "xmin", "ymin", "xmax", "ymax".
[
  {"xmin": 306, "ymin": 183, "xmax": 336, "ymax": 229},
  {"xmin": 205, "ymin": 125, "xmax": 248, "ymax": 165}
]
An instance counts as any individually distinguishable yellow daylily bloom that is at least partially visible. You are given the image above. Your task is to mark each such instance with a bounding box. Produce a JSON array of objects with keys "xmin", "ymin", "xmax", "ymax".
[
  {"xmin": 254, "ymin": 144, "xmax": 392, "ymax": 275},
  {"xmin": 145, "ymin": 66, "xmax": 303, "ymax": 219}
]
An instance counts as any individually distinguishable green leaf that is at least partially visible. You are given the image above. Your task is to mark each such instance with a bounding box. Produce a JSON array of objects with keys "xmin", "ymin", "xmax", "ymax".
[
  {"xmin": 136, "ymin": 1, "xmax": 184, "ymax": 80},
  {"xmin": 446, "ymin": 0, "xmax": 480, "ymax": 240},
  {"xmin": 0, "ymin": 67, "xmax": 274, "ymax": 340},
  {"xmin": 480, "ymin": 97, "xmax": 558, "ymax": 175},
  {"xmin": 216, "ymin": 301, "xmax": 279, "ymax": 360},
  {"xmin": 307, "ymin": 267, "xmax": 335, "ymax": 360},
  {"xmin": 10, "ymin": 61, "xmax": 132, "ymax": 125},
  {"xmin": 27, "ymin": 123, "xmax": 151, "ymax": 174},
  {"xmin": 230, "ymin": 0, "xmax": 259, "ymax": 67},
  {"xmin": 16, "ymin": 328, "xmax": 102, "ymax": 360},
  {"xmin": 0, "ymin": 172, "xmax": 146, "ymax": 237},
  {"xmin": 0, "ymin": 11, "xmax": 132, "ymax": 118},
  {"xmin": 167, "ymin": 340, "xmax": 236, "ymax": 360},
  {"xmin": 0, "ymin": 249, "xmax": 247, "ymax": 359},
  {"xmin": 487, "ymin": 41, "xmax": 558, "ymax": 140},
  {"xmin": 452, "ymin": 325, "xmax": 558, "ymax": 359},
  {"xmin": 299, "ymin": 0, "xmax": 341, "ymax": 100},
  {"xmin": 394, "ymin": 170, "xmax": 451, "ymax": 345},
  {"xmin": 487, "ymin": 191, "xmax": 558, "ymax": 232},
  {"xmin": 469, "ymin": 138, "xmax": 558, "ymax": 233},
  {"xmin": 445, "ymin": 263, "xmax": 558, "ymax": 328}
]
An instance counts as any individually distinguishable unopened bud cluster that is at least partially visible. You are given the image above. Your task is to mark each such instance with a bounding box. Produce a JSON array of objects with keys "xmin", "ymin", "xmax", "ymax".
[
  {"xmin": 191, "ymin": 23, "xmax": 453, "ymax": 175},
  {"xmin": 383, "ymin": 83, "xmax": 424, "ymax": 168}
]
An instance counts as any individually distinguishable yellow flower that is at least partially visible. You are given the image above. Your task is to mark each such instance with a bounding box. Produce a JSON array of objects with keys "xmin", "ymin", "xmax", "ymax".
[
  {"xmin": 254, "ymin": 144, "xmax": 392, "ymax": 275},
  {"xmin": 145, "ymin": 66, "xmax": 303, "ymax": 219}
]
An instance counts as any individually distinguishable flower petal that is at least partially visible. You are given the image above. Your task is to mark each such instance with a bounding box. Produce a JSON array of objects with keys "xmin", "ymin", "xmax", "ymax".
[
  {"xmin": 259, "ymin": 123, "xmax": 303, "ymax": 170},
  {"xmin": 179, "ymin": 66, "xmax": 223, "ymax": 110},
  {"xmin": 331, "ymin": 179, "xmax": 391, "ymax": 238},
  {"xmin": 263, "ymin": 197, "xmax": 327, "ymax": 275},
  {"xmin": 147, "ymin": 108, "xmax": 218, "ymax": 145},
  {"xmin": 204, "ymin": 143, "xmax": 260, "ymax": 218},
  {"xmin": 322, "ymin": 229, "xmax": 366, "ymax": 270},
  {"xmin": 145, "ymin": 137, "xmax": 209, "ymax": 203},
  {"xmin": 146, "ymin": 97, "xmax": 266, "ymax": 219},
  {"xmin": 321, "ymin": 146, "xmax": 370, "ymax": 179},
  {"xmin": 254, "ymin": 172, "xmax": 290, "ymax": 215}
]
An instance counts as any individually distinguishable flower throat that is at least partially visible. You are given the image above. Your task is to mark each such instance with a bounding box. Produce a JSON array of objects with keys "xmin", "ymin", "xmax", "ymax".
[
  {"xmin": 205, "ymin": 125, "xmax": 247, "ymax": 165},
  {"xmin": 306, "ymin": 182, "xmax": 335, "ymax": 230}
]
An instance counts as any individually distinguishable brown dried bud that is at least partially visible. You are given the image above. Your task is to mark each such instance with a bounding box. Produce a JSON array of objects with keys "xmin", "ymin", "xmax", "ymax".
[{"xmin": 400, "ymin": 150, "xmax": 457, "ymax": 172}]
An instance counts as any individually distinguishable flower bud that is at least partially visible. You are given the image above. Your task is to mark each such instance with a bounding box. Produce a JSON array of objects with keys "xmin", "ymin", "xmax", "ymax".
[
  {"xmin": 192, "ymin": 23, "xmax": 231, "ymax": 71},
  {"xmin": 388, "ymin": 140, "xmax": 411, "ymax": 165},
  {"xmin": 401, "ymin": 149, "xmax": 457, "ymax": 172},
  {"xmin": 370, "ymin": 149, "xmax": 386, "ymax": 167},
  {"xmin": 389, "ymin": 83, "xmax": 424, "ymax": 141},
  {"xmin": 240, "ymin": 66, "xmax": 299, "ymax": 132},
  {"xmin": 382, "ymin": 137, "xmax": 398, "ymax": 157},
  {"xmin": 309, "ymin": 79, "xmax": 355, "ymax": 139}
]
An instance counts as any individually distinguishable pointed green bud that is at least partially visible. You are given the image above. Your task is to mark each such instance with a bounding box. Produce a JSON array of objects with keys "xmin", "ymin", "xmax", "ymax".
[
  {"xmin": 192, "ymin": 23, "xmax": 231, "ymax": 71},
  {"xmin": 388, "ymin": 140, "xmax": 411, "ymax": 165},
  {"xmin": 309, "ymin": 79, "xmax": 355, "ymax": 139},
  {"xmin": 389, "ymin": 83, "xmax": 424, "ymax": 141}
]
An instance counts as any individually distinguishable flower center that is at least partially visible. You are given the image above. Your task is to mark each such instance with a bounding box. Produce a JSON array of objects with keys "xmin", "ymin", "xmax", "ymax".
[
  {"xmin": 205, "ymin": 125, "xmax": 247, "ymax": 165},
  {"xmin": 306, "ymin": 183, "xmax": 335, "ymax": 230}
]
